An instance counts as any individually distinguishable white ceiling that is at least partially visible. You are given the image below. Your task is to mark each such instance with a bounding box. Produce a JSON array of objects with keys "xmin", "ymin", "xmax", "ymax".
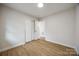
[{"xmin": 4, "ymin": 3, "xmax": 77, "ymax": 18}]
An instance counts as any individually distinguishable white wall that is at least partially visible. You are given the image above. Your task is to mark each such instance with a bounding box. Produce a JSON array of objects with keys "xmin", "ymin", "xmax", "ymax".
[
  {"xmin": 0, "ymin": 5, "xmax": 34, "ymax": 51},
  {"xmin": 41, "ymin": 8, "xmax": 76, "ymax": 48},
  {"xmin": 75, "ymin": 5, "xmax": 79, "ymax": 54}
]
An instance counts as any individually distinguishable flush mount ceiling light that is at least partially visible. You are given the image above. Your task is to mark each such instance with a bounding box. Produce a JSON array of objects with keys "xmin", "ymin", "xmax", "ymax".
[{"xmin": 37, "ymin": 3, "xmax": 44, "ymax": 8}]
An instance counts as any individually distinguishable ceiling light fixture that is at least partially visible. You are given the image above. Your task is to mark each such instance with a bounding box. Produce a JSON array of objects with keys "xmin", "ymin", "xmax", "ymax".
[{"xmin": 37, "ymin": 3, "xmax": 44, "ymax": 8}]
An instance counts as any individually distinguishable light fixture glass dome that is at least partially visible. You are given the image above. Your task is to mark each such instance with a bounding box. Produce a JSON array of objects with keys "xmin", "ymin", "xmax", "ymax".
[{"xmin": 37, "ymin": 3, "xmax": 44, "ymax": 8}]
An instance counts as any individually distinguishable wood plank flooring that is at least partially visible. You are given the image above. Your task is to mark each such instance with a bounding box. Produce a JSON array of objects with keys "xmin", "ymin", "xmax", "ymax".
[{"xmin": 0, "ymin": 39, "xmax": 77, "ymax": 56}]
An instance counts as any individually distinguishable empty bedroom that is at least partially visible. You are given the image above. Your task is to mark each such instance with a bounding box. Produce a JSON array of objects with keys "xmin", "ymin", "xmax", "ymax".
[{"xmin": 0, "ymin": 3, "xmax": 79, "ymax": 56}]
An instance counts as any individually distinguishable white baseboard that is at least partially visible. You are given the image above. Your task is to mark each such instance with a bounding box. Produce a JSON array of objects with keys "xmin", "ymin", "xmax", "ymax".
[
  {"xmin": 45, "ymin": 39, "xmax": 78, "ymax": 55},
  {"xmin": 0, "ymin": 42, "xmax": 25, "ymax": 52},
  {"xmin": 45, "ymin": 39, "xmax": 75, "ymax": 48}
]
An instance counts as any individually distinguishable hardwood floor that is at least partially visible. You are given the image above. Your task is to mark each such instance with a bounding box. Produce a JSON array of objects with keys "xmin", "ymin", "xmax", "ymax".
[{"xmin": 0, "ymin": 39, "xmax": 77, "ymax": 56}]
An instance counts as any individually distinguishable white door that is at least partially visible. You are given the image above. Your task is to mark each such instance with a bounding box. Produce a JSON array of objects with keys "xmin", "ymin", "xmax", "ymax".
[{"xmin": 25, "ymin": 20, "xmax": 33, "ymax": 42}]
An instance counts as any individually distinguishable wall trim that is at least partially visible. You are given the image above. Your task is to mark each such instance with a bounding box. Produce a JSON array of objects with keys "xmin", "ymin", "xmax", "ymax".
[
  {"xmin": 45, "ymin": 39, "xmax": 75, "ymax": 48},
  {"xmin": 0, "ymin": 42, "xmax": 25, "ymax": 52}
]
